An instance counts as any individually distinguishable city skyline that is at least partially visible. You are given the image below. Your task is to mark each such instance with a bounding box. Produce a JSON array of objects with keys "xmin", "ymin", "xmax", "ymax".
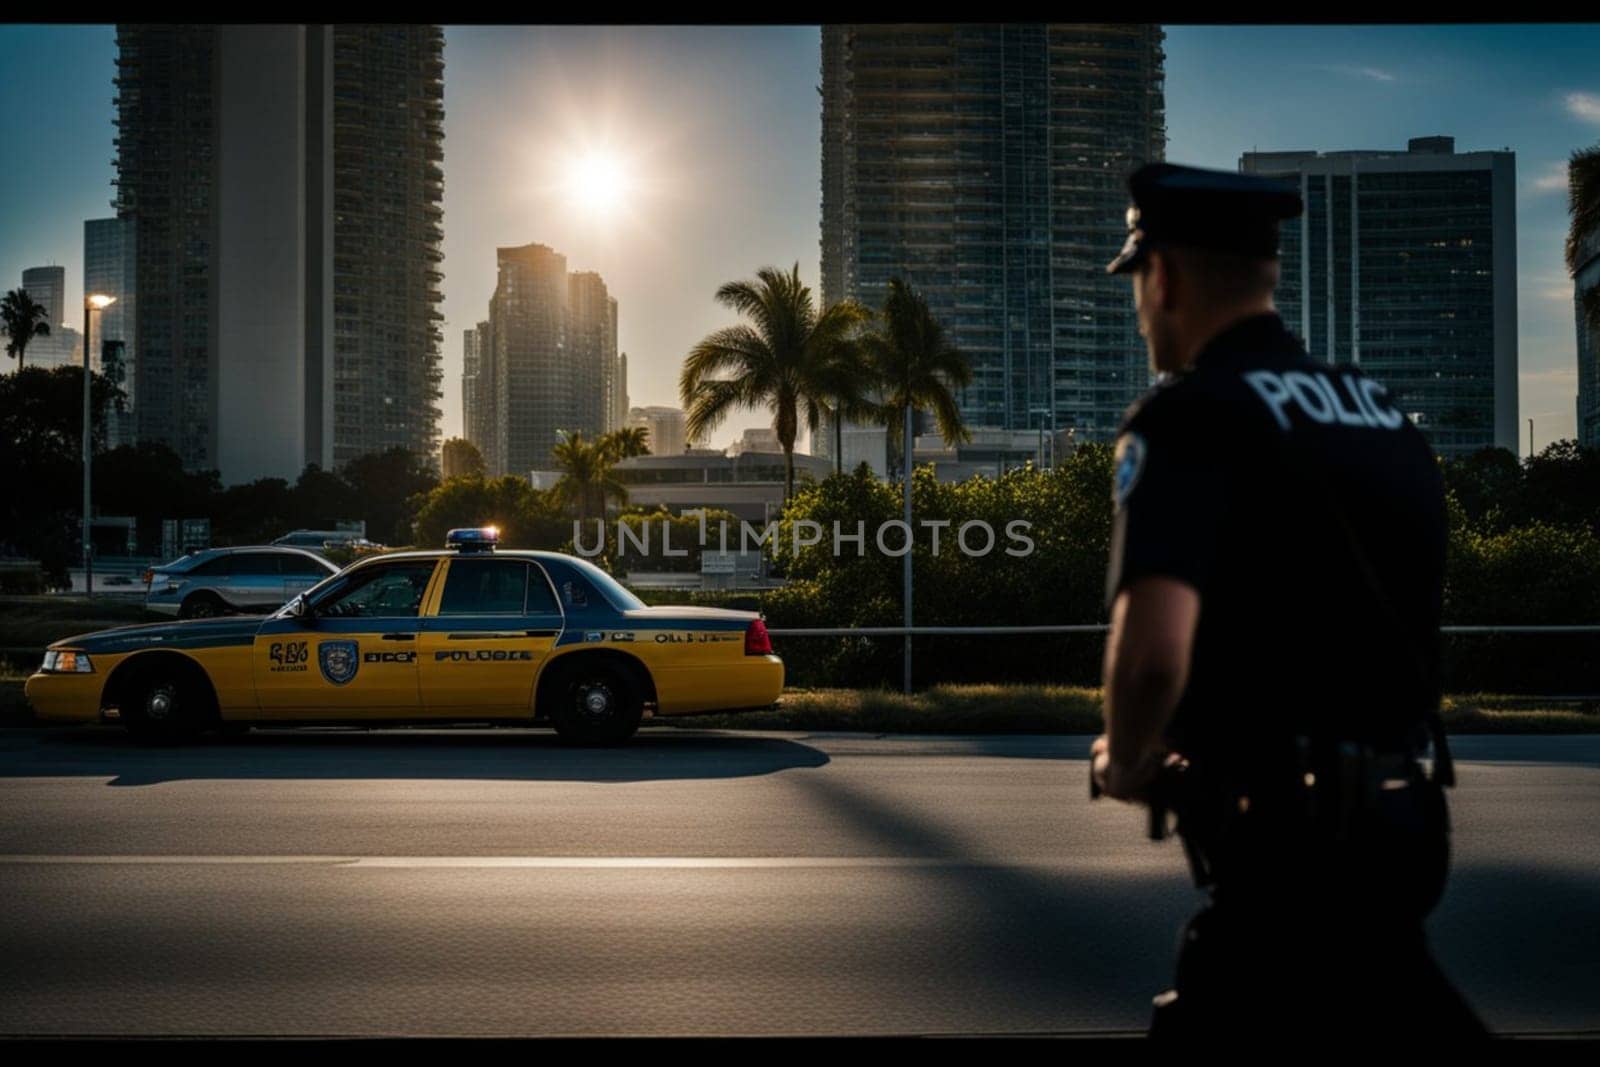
[{"xmin": 3, "ymin": 24, "xmax": 1598, "ymax": 455}]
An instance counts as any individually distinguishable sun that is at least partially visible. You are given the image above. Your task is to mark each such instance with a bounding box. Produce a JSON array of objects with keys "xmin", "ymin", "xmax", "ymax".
[{"xmin": 565, "ymin": 150, "xmax": 631, "ymax": 219}]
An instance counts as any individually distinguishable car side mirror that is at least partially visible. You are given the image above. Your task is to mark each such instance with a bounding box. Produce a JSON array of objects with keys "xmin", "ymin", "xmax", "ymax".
[{"xmin": 287, "ymin": 594, "xmax": 311, "ymax": 621}]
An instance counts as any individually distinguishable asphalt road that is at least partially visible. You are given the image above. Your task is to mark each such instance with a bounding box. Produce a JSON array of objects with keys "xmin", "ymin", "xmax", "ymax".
[{"xmin": 1, "ymin": 727, "xmax": 1596, "ymax": 1037}]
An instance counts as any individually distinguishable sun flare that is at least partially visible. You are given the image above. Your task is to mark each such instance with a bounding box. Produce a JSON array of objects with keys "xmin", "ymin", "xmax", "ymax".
[{"xmin": 565, "ymin": 150, "xmax": 631, "ymax": 218}]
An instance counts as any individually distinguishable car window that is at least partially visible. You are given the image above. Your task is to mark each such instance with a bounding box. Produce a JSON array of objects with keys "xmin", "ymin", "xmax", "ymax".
[
  {"xmin": 313, "ymin": 561, "xmax": 436, "ymax": 618},
  {"xmin": 564, "ymin": 557, "xmax": 645, "ymax": 611},
  {"xmin": 437, "ymin": 560, "xmax": 528, "ymax": 616},
  {"xmin": 279, "ymin": 553, "xmax": 333, "ymax": 577},
  {"xmin": 188, "ymin": 555, "xmax": 233, "ymax": 577},
  {"xmin": 527, "ymin": 565, "xmax": 560, "ymax": 614},
  {"xmin": 231, "ymin": 553, "xmax": 284, "ymax": 575}
]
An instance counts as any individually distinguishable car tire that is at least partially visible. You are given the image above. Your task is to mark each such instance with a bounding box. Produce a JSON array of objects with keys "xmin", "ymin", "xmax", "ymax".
[
  {"xmin": 178, "ymin": 593, "xmax": 229, "ymax": 620},
  {"xmin": 548, "ymin": 662, "xmax": 642, "ymax": 746},
  {"xmin": 122, "ymin": 666, "xmax": 215, "ymax": 743}
]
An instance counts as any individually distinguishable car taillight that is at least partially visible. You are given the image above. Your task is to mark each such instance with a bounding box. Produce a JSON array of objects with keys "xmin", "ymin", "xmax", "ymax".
[{"xmin": 744, "ymin": 618, "xmax": 773, "ymax": 656}]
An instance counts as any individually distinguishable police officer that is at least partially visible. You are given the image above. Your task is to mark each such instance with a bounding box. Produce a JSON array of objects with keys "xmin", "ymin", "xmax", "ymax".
[{"xmin": 1089, "ymin": 162, "xmax": 1486, "ymax": 1040}]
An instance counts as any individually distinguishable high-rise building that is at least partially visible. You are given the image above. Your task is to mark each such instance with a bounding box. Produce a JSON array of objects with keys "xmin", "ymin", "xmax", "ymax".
[
  {"xmin": 18, "ymin": 266, "xmax": 80, "ymax": 369},
  {"xmin": 1241, "ymin": 136, "xmax": 1518, "ymax": 458},
  {"xmin": 488, "ymin": 243, "xmax": 570, "ymax": 477},
  {"xmin": 84, "ymin": 218, "xmax": 138, "ymax": 446},
  {"xmin": 478, "ymin": 247, "xmax": 620, "ymax": 476},
  {"xmin": 21, "ymin": 267, "xmax": 65, "ymax": 333},
  {"xmin": 113, "ymin": 25, "xmax": 219, "ymax": 469},
  {"xmin": 1575, "ymin": 152, "xmax": 1600, "ymax": 451},
  {"xmin": 329, "ymin": 25, "xmax": 446, "ymax": 468},
  {"xmin": 567, "ymin": 271, "xmax": 614, "ymax": 438},
  {"xmin": 112, "ymin": 24, "xmax": 444, "ymax": 482},
  {"xmin": 819, "ymin": 24, "xmax": 1167, "ymax": 456},
  {"xmin": 627, "ymin": 405, "xmax": 689, "ymax": 457},
  {"xmin": 612, "ymin": 351, "xmax": 630, "ymax": 432},
  {"xmin": 462, "ymin": 321, "xmax": 495, "ymax": 467}
]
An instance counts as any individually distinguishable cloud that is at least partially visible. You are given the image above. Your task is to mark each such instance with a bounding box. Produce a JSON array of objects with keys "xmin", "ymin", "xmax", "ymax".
[
  {"xmin": 1530, "ymin": 161, "xmax": 1569, "ymax": 194},
  {"xmin": 1315, "ymin": 64, "xmax": 1397, "ymax": 83},
  {"xmin": 1567, "ymin": 91, "xmax": 1600, "ymax": 125}
]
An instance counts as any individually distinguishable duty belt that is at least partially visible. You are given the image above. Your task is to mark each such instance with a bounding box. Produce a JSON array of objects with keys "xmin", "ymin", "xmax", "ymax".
[{"xmin": 1091, "ymin": 731, "xmax": 1454, "ymax": 889}]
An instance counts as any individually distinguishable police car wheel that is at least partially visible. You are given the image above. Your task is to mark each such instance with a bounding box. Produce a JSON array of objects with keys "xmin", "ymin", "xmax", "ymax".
[
  {"xmin": 550, "ymin": 664, "xmax": 642, "ymax": 746},
  {"xmin": 179, "ymin": 593, "xmax": 226, "ymax": 620},
  {"xmin": 123, "ymin": 670, "xmax": 212, "ymax": 743}
]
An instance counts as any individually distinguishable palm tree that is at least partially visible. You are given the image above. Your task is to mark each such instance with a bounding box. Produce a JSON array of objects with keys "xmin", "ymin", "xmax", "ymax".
[
  {"xmin": 2, "ymin": 289, "xmax": 52, "ymax": 371},
  {"xmin": 1569, "ymin": 144, "xmax": 1600, "ymax": 340},
  {"xmin": 599, "ymin": 425, "xmax": 652, "ymax": 462},
  {"xmin": 859, "ymin": 277, "xmax": 973, "ymax": 475},
  {"xmin": 858, "ymin": 277, "xmax": 972, "ymax": 694},
  {"xmin": 550, "ymin": 429, "xmax": 627, "ymax": 525},
  {"xmin": 812, "ymin": 339, "xmax": 882, "ymax": 477},
  {"xmin": 680, "ymin": 264, "xmax": 871, "ymax": 498}
]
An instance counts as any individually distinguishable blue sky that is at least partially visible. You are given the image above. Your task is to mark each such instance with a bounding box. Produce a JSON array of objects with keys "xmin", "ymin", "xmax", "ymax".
[{"xmin": 2, "ymin": 24, "xmax": 1596, "ymax": 453}]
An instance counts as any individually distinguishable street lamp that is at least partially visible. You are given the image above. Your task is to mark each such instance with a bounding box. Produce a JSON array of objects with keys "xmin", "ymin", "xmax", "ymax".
[{"xmin": 82, "ymin": 293, "xmax": 116, "ymax": 599}]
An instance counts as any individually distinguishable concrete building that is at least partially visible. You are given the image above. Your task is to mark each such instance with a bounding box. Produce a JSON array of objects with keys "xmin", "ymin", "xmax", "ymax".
[
  {"xmin": 612, "ymin": 450, "xmax": 833, "ymax": 522},
  {"xmin": 912, "ymin": 427, "xmax": 1074, "ymax": 482},
  {"xmin": 627, "ymin": 405, "xmax": 690, "ymax": 457},
  {"xmin": 819, "ymin": 24, "xmax": 1167, "ymax": 462},
  {"xmin": 112, "ymin": 24, "xmax": 444, "ymax": 482},
  {"xmin": 84, "ymin": 218, "xmax": 137, "ymax": 446},
  {"xmin": 728, "ymin": 427, "xmax": 780, "ymax": 456},
  {"xmin": 1241, "ymin": 136, "xmax": 1518, "ymax": 458}
]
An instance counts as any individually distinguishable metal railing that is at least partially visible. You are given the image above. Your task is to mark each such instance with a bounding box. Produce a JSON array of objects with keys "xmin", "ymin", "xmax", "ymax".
[{"xmin": 763, "ymin": 624, "xmax": 1600, "ymax": 698}]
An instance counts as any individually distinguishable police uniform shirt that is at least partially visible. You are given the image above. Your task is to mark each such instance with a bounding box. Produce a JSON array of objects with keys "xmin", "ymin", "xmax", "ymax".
[{"xmin": 1105, "ymin": 312, "xmax": 1447, "ymax": 768}]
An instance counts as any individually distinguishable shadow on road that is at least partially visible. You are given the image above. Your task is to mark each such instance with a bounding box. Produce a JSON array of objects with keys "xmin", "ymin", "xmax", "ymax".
[
  {"xmin": 781, "ymin": 767, "xmax": 1196, "ymax": 1025},
  {"xmin": 0, "ymin": 727, "xmax": 830, "ymax": 786}
]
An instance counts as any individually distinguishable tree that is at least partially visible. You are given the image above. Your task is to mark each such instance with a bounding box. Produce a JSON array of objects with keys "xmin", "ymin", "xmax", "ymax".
[
  {"xmin": 550, "ymin": 429, "xmax": 627, "ymax": 523},
  {"xmin": 855, "ymin": 277, "xmax": 972, "ymax": 690},
  {"xmin": 1, "ymin": 289, "xmax": 52, "ymax": 371},
  {"xmin": 859, "ymin": 277, "xmax": 973, "ymax": 465},
  {"xmin": 0, "ymin": 366, "xmax": 124, "ymax": 578},
  {"xmin": 680, "ymin": 263, "xmax": 871, "ymax": 498},
  {"xmin": 412, "ymin": 474, "xmax": 569, "ymax": 550},
  {"xmin": 812, "ymin": 336, "xmax": 881, "ymax": 476},
  {"xmin": 440, "ymin": 437, "xmax": 486, "ymax": 479},
  {"xmin": 599, "ymin": 425, "xmax": 651, "ymax": 462},
  {"xmin": 342, "ymin": 447, "xmax": 439, "ymax": 545}
]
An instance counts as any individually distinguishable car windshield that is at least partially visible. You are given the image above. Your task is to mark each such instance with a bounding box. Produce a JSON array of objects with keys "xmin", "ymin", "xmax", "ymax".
[{"xmin": 563, "ymin": 556, "xmax": 645, "ymax": 611}]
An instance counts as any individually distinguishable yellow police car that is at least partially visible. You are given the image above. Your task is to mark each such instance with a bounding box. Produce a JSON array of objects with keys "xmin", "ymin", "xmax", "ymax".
[{"xmin": 26, "ymin": 528, "xmax": 784, "ymax": 745}]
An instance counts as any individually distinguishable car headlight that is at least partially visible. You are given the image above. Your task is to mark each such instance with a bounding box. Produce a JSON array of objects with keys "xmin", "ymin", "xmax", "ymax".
[{"xmin": 41, "ymin": 649, "xmax": 94, "ymax": 673}]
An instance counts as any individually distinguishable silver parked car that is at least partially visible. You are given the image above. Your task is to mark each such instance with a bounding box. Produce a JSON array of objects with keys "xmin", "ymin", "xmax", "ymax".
[{"xmin": 144, "ymin": 546, "xmax": 340, "ymax": 619}]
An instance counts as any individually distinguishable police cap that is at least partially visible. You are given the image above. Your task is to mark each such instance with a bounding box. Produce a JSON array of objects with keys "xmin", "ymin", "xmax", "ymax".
[{"xmin": 1106, "ymin": 162, "xmax": 1304, "ymax": 275}]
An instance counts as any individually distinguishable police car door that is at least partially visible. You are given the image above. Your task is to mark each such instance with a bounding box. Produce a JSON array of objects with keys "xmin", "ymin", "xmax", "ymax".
[
  {"xmin": 416, "ymin": 557, "xmax": 563, "ymax": 717},
  {"xmin": 252, "ymin": 558, "xmax": 439, "ymax": 718}
]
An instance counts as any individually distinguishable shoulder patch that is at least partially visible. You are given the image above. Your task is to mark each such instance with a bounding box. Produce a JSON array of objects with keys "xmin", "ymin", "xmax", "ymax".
[{"xmin": 1113, "ymin": 432, "xmax": 1147, "ymax": 508}]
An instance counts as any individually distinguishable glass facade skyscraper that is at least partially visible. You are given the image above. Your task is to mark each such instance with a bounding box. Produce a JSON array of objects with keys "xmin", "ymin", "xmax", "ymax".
[
  {"xmin": 480, "ymin": 245, "xmax": 616, "ymax": 477},
  {"xmin": 1242, "ymin": 137, "xmax": 1519, "ymax": 458},
  {"xmin": 819, "ymin": 24, "xmax": 1167, "ymax": 451},
  {"xmin": 1575, "ymin": 158, "xmax": 1600, "ymax": 451},
  {"xmin": 84, "ymin": 218, "xmax": 137, "ymax": 447}
]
